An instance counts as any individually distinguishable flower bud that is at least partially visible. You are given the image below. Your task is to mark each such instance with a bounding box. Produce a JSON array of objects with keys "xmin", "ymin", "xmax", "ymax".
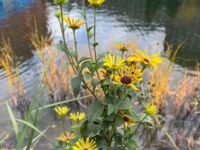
[
  {"xmin": 54, "ymin": 11, "xmax": 61, "ymax": 18},
  {"xmin": 54, "ymin": 0, "xmax": 68, "ymax": 5}
]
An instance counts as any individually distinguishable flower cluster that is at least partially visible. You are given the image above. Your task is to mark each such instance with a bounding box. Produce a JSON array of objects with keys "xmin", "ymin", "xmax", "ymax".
[
  {"xmin": 54, "ymin": 106, "xmax": 91, "ymax": 149},
  {"xmin": 103, "ymin": 48, "xmax": 162, "ymax": 91},
  {"xmin": 52, "ymin": 0, "xmax": 163, "ymax": 149}
]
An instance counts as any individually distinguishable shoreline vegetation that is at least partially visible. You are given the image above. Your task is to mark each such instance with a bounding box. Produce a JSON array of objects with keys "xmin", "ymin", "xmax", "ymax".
[{"xmin": 0, "ymin": 0, "xmax": 200, "ymax": 150}]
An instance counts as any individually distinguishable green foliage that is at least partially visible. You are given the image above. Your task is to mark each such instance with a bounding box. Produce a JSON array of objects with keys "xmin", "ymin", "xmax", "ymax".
[{"xmin": 71, "ymin": 76, "xmax": 82, "ymax": 97}]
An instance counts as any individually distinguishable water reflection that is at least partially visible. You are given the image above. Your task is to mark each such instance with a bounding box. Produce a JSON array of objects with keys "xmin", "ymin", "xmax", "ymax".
[
  {"xmin": 0, "ymin": 0, "xmax": 48, "ymax": 63},
  {"xmin": 0, "ymin": 0, "xmax": 199, "ymax": 69},
  {"xmin": 0, "ymin": 0, "xmax": 35, "ymax": 20},
  {"xmin": 104, "ymin": 0, "xmax": 200, "ymax": 68}
]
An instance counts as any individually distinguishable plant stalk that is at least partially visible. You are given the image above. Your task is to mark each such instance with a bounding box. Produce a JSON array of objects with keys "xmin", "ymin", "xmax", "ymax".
[{"xmin": 83, "ymin": 0, "xmax": 93, "ymax": 59}]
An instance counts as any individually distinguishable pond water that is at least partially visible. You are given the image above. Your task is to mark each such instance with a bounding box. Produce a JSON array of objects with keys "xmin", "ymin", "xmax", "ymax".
[{"xmin": 0, "ymin": 0, "xmax": 200, "ymax": 148}]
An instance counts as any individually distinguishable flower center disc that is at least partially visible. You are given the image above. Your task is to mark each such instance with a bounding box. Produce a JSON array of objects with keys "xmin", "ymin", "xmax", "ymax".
[
  {"xmin": 123, "ymin": 116, "xmax": 130, "ymax": 122},
  {"xmin": 120, "ymin": 76, "xmax": 132, "ymax": 84},
  {"xmin": 143, "ymin": 58, "xmax": 149, "ymax": 63}
]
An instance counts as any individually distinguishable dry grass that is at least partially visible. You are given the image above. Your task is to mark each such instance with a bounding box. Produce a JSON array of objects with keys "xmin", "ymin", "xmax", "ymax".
[
  {"xmin": 0, "ymin": 40, "xmax": 29, "ymax": 118},
  {"xmin": 30, "ymin": 31, "xmax": 75, "ymax": 102},
  {"xmin": 149, "ymin": 62, "xmax": 172, "ymax": 108},
  {"xmin": 174, "ymin": 73, "xmax": 200, "ymax": 107}
]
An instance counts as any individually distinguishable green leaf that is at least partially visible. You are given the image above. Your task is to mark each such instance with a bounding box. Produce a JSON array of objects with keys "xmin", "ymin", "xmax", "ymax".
[
  {"xmin": 92, "ymin": 42, "xmax": 99, "ymax": 47},
  {"xmin": 95, "ymin": 62, "xmax": 104, "ymax": 70},
  {"xmin": 81, "ymin": 60, "xmax": 89, "ymax": 70},
  {"xmin": 88, "ymin": 101, "xmax": 105, "ymax": 121},
  {"xmin": 88, "ymin": 62, "xmax": 96, "ymax": 73},
  {"xmin": 23, "ymin": 128, "xmax": 48, "ymax": 150},
  {"xmin": 71, "ymin": 76, "xmax": 82, "ymax": 97},
  {"xmin": 88, "ymin": 32, "xmax": 94, "ymax": 39},
  {"xmin": 84, "ymin": 72, "xmax": 93, "ymax": 80},
  {"xmin": 32, "ymin": 95, "xmax": 92, "ymax": 112},
  {"xmin": 127, "ymin": 139, "xmax": 138, "ymax": 150},
  {"xmin": 15, "ymin": 119, "xmax": 41, "ymax": 133},
  {"xmin": 56, "ymin": 43, "xmax": 65, "ymax": 52},
  {"xmin": 79, "ymin": 57, "xmax": 91, "ymax": 64},
  {"xmin": 114, "ymin": 115, "xmax": 123, "ymax": 127},
  {"xmin": 117, "ymin": 98, "xmax": 132, "ymax": 110},
  {"xmin": 68, "ymin": 49, "xmax": 77, "ymax": 59},
  {"xmin": 71, "ymin": 124, "xmax": 81, "ymax": 131},
  {"xmin": 6, "ymin": 102, "xmax": 19, "ymax": 140},
  {"xmin": 114, "ymin": 132, "xmax": 123, "ymax": 146},
  {"xmin": 138, "ymin": 113, "xmax": 153, "ymax": 125},
  {"xmin": 96, "ymin": 136, "xmax": 107, "ymax": 149},
  {"xmin": 87, "ymin": 26, "xmax": 94, "ymax": 33},
  {"xmin": 107, "ymin": 104, "xmax": 116, "ymax": 115},
  {"xmin": 80, "ymin": 120, "xmax": 89, "ymax": 138}
]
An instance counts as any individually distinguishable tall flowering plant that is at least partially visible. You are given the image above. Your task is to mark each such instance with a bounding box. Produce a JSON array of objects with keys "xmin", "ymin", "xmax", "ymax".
[{"xmin": 54, "ymin": 0, "xmax": 163, "ymax": 149}]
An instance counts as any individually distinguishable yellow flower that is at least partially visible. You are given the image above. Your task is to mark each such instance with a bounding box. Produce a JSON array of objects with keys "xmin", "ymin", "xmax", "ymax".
[
  {"xmin": 63, "ymin": 16, "xmax": 85, "ymax": 30},
  {"xmin": 127, "ymin": 49, "xmax": 162, "ymax": 68},
  {"xmin": 73, "ymin": 138, "xmax": 98, "ymax": 150},
  {"xmin": 103, "ymin": 53, "xmax": 124, "ymax": 70},
  {"xmin": 145, "ymin": 103, "xmax": 158, "ymax": 115},
  {"xmin": 112, "ymin": 66, "xmax": 143, "ymax": 90},
  {"xmin": 114, "ymin": 42, "xmax": 133, "ymax": 52},
  {"xmin": 69, "ymin": 112, "xmax": 85, "ymax": 122},
  {"xmin": 54, "ymin": 106, "xmax": 70, "ymax": 117},
  {"xmin": 57, "ymin": 132, "xmax": 76, "ymax": 144},
  {"xmin": 123, "ymin": 115, "xmax": 136, "ymax": 127},
  {"xmin": 88, "ymin": 0, "xmax": 106, "ymax": 7}
]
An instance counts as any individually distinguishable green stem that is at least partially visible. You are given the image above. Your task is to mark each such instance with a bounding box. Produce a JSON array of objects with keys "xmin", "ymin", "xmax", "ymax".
[
  {"xmin": 62, "ymin": 118, "xmax": 66, "ymax": 133},
  {"xmin": 121, "ymin": 123, "xmax": 126, "ymax": 149},
  {"xmin": 59, "ymin": 4, "xmax": 78, "ymax": 75},
  {"xmin": 93, "ymin": 6, "xmax": 101, "ymax": 80},
  {"xmin": 108, "ymin": 114, "xmax": 118, "ymax": 147},
  {"xmin": 93, "ymin": 6, "xmax": 97, "ymax": 61},
  {"xmin": 83, "ymin": 0, "xmax": 93, "ymax": 59},
  {"xmin": 82, "ymin": 78, "xmax": 98, "ymax": 100},
  {"xmin": 122, "ymin": 51, "xmax": 125, "ymax": 58},
  {"xmin": 73, "ymin": 29, "xmax": 78, "ymax": 63}
]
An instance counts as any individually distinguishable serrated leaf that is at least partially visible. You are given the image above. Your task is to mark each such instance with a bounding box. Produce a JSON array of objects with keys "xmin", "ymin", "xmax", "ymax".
[{"xmin": 71, "ymin": 76, "xmax": 82, "ymax": 97}]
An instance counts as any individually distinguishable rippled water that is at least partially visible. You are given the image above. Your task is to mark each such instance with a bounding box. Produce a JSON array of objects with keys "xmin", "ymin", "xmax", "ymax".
[{"xmin": 0, "ymin": 0, "xmax": 200, "ymax": 148}]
